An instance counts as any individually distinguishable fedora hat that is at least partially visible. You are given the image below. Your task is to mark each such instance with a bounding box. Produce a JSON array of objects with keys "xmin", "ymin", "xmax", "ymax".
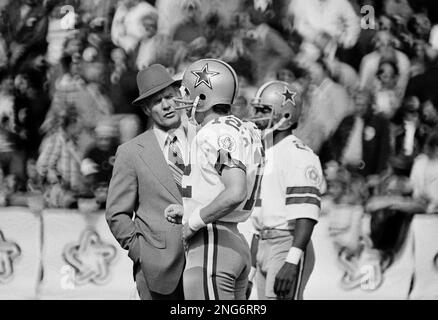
[{"xmin": 132, "ymin": 64, "xmax": 177, "ymax": 106}]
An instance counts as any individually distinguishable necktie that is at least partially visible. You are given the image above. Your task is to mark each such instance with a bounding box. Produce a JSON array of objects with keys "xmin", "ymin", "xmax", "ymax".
[{"xmin": 167, "ymin": 133, "xmax": 184, "ymax": 195}]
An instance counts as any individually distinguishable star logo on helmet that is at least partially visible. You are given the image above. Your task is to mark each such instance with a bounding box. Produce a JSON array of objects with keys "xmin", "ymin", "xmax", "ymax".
[
  {"xmin": 191, "ymin": 64, "xmax": 220, "ymax": 90},
  {"xmin": 282, "ymin": 88, "xmax": 297, "ymax": 106}
]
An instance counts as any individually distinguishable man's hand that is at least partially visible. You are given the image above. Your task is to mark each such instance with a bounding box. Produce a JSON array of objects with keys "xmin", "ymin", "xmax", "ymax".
[
  {"xmin": 164, "ymin": 204, "xmax": 183, "ymax": 224},
  {"xmin": 274, "ymin": 262, "xmax": 298, "ymax": 299},
  {"xmin": 182, "ymin": 222, "xmax": 196, "ymax": 250}
]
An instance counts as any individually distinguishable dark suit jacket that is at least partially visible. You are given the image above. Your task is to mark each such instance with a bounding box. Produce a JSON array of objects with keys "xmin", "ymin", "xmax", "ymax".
[
  {"xmin": 106, "ymin": 129, "xmax": 184, "ymax": 295},
  {"xmin": 321, "ymin": 113, "xmax": 391, "ymax": 176}
]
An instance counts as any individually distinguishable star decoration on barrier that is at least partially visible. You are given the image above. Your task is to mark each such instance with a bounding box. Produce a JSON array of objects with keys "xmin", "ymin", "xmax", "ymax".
[
  {"xmin": 63, "ymin": 229, "xmax": 117, "ymax": 286},
  {"xmin": 0, "ymin": 230, "xmax": 21, "ymax": 284},
  {"xmin": 191, "ymin": 64, "xmax": 220, "ymax": 89},
  {"xmin": 281, "ymin": 88, "xmax": 297, "ymax": 106}
]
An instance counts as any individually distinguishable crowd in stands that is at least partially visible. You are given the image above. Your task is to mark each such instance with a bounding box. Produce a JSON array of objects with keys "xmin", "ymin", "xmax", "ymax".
[{"xmin": 0, "ymin": 0, "xmax": 437, "ymax": 229}]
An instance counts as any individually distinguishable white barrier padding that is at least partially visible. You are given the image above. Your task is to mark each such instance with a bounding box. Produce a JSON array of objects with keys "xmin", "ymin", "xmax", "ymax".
[
  {"xmin": 408, "ymin": 215, "xmax": 438, "ymax": 300},
  {"xmin": 37, "ymin": 210, "xmax": 136, "ymax": 300},
  {"xmin": 0, "ymin": 207, "xmax": 41, "ymax": 299}
]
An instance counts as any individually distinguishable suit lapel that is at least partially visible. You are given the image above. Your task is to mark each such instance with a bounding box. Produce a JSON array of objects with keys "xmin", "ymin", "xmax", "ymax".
[{"xmin": 137, "ymin": 130, "xmax": 182, "ymax": 204}]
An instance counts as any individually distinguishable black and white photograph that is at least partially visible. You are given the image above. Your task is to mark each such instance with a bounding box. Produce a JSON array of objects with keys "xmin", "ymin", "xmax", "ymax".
[{"xmin": 0, "ymin": 0, "xmax": 437, "ymax": 308}]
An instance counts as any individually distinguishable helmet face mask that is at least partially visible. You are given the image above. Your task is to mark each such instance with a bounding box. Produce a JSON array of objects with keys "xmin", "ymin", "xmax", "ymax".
[
  {"xmin": 249, "ymin": 81, "xmax": 302, "ymax": 132},
  {"xmin": 251, "ymin": 104, "xmax": 274, "ymax": 130},
  {"xmin": 174, "ymin": 59, "xmax": 239, "ymax": 121}
]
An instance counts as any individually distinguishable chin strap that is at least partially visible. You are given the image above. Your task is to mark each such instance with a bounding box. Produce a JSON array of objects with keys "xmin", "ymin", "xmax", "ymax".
[
  {"xmin": 188, "ymin": 96, "xmax": 200, "ymax": 127},
  {"xmin": 262, "ymin": 116, "xmax": 288, "ymax": 139}
]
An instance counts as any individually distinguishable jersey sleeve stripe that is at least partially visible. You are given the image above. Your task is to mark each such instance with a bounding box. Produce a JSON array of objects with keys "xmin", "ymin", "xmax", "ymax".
[
  {"xmin": 286, "ymin": 186, "xmax": 321, "ymax": 197},
  {"xmin": 214, "ymin": 149, "xmax": 247, "ymax": 175},
  {"xmin": 285, "ymin": 196, "xmax": 321, "ymax": 208}
]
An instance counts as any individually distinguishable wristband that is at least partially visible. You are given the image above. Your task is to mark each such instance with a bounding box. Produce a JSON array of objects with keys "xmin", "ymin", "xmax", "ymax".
[
  {"xmin": 285, "ymin": 247, "xmax": 303, "ymax": 265},
  {"xmin": 248, "ymin": 266, "xmax": 256, "ymax": 282},
  {"xmin": 188, "ymin": 206, "xmax": 206, "ymax": 232}
]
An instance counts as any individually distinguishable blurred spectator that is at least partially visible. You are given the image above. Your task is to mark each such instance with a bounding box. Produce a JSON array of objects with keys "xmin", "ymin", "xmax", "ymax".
[
  {"xmin": 295, "ymin": 57, "xmax": 353, "ymax": 153},
  {"xmin": 406, "ymin": 13, "xmax": 432, "ymax": 42},
  {"xmin": 0, "ymin": 34, "xmax": 8, "ymax": 70},
  {"xmin": 46, "ymin": 4, "xmax": 76, "ymax": 65},
  {"xmin": 430, "ymin": 24, "xmax": 438, "ymax": 51},
  {"xmin": 14, "ymin": 68, "xmax": 50, "ymax": 159},
  {"xmin": 0, "ymin": 73, "xmax": 26, "ymax": 190},
  {"xmin": 325, "ymin": 56, "xmax": 360, "ymax": 96},
  {"xmin": 365, "ymin": 154, "xmax": 421, "ymax": 214},
  {"xmin": 324, "ymin": 166, "xmax": 368, "ymax": 256},
  {"xmin": 155, "ymin": 0, "xmax": 242, "ymax": 40},
  {"xmin": 44, "ymin": 47, "xmax": 114, "ymax": 154},
  {"xmin": 108, "ymin": 48, "xmax": 146, "ymax": 132},
  {"xmin": 321, "ymin": 89, "xmax": 391, "ymax": 177},
  {"xmin": 359, "ymin": 31, "xmax": 411, "ymax": 96},
  {"xmin": 26, "ymin": 158, "xmax": 44, "ymax": 193},
  {"xmin": 383, "ymin": 0, "xmax": 413, "ymax": 23},
  {"xmin": 421, "ymin": 98, "xmax": 438, "ymax": 131},
  {"xmin": 372, "ymin": 60, "xmax": 402, "ymax": 119},
  {"xmin": 1, "ymin": 0, "xmax": 49, "ymax": 72},
  {"xmin": 288, "ymin": 0, "xmax": 360, "ymax": 49},
  {"xmin": 409, "ymin": 39, "xmax": 428, "ymax": 77},
  {"xmin": 377, "ymin": 155, "xmax": 414, "ymax": 196},
  {"xmin": 80, "ymin": 120, "xmax": 118, "ymax": 197},
  {"xmin": 391, "ymin": 96, "xmax": 427, "ymax": 158},
  {"xmin": 229, "ymin": 57, "xmax": 257, "ymax": 121},
  {"xmin": 405, "ymin": 50, "xmax": 438, "ymax": 103},
  {"xmin": 0, "ymin": 73, "xmax": 15, "ymax": 132},
  {"xmin": 111, "ymin": 0, "xmax": 158, "ymax": 54},
  {"xmin": 78, "ymin": 0, "xmax": 117, "ymax": 31},
  {"xmin": 239, "ymin": 12, "xmax": 294, "ymax": 85},
  {"xmin": 118, "ymin": 114, "xmax": 142, "ymax": 144},
  {"xmin": 170, "ymin": 3, "xmax": 205, "ymax": 44},
  {"xmin": 36, "ymin": 107, "xmax": 83, "ymax": 194},
  {"xmin": 410, "ymin": 129, "xmax": 438, "ymax": 213}
]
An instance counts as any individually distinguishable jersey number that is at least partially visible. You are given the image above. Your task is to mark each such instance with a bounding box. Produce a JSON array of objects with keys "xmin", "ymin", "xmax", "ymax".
[
  {"xmin": 182, "ymin": 164, "xmax": 192, "ymax": 198},
  {"xmin": 242, "ymin": 147, "xmax": 264, "ymax": 211},
  {"xmin": 211, "ymin": 116, "xmax": 243, "ymax": 132}
]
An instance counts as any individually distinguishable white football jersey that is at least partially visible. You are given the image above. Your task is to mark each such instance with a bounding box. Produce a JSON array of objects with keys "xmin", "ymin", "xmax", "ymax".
[
  {"xmin": 251, "ymin": 134, "xmax": 325, "ymax": 232},
  {"xmin": 182, "ymin": 115, "xmax": 264, "ymax": 224}
]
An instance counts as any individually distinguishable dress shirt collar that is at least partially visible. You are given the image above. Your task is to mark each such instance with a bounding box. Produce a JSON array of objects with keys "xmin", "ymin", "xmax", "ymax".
[{"xmin": 153, "ymin": 123, "xmax": 186, "ymax": 152}]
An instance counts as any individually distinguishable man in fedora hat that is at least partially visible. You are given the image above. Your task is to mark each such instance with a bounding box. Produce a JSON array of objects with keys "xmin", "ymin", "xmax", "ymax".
[{"xmin": 106, "ymin": 64, "xmax": 189, "ymax": 299}]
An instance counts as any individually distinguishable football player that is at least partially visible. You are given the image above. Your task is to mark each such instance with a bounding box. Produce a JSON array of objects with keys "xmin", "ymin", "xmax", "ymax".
[
  {"xmin": 247, "ymin": 80, "xmax": 325, "ymax": 300},
  {"xmin": 165, "ymin": 58, "xmax": 264, "ymax": 299}
]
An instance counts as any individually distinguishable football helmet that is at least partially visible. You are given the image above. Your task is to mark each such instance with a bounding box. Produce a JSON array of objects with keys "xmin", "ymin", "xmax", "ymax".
[
  {"xmin": 250, "ymin": 81, "xmax": 302, "ymax": 132},
  {"xmin": 174, "ymin": 59, "xmax": 239, "ymax": 114}
]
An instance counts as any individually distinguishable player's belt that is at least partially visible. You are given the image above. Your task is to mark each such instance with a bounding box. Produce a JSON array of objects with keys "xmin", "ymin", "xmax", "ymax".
[{"xmin": 257, "ymin": 229, "xmax": 294, "ymax": 240}]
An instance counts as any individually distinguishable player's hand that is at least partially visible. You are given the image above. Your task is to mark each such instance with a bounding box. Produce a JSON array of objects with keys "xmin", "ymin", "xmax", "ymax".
[
  {"xmin": 164, "ymin": 204, "xmax": 183, "ymax": 224},
  {"xmin": 182, "ymin": 222, "xmax": 196, "ymax": 249},
  {"xmin": 274, "ymin": 262, "xmax": 298, "ymax": 299}
]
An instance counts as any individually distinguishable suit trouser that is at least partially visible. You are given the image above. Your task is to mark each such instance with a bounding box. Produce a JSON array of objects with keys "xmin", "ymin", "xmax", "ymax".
[
  {"xmin": 256, "ymin": 235, "xmax": 315, "ymax": 300},
  {"xmin": 134, "ymin": 263, "xmax": 184, "ymax": 300},
  {"xmin": 183, "ymin": 222, "xmax": 251, "ymax": 300}
]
